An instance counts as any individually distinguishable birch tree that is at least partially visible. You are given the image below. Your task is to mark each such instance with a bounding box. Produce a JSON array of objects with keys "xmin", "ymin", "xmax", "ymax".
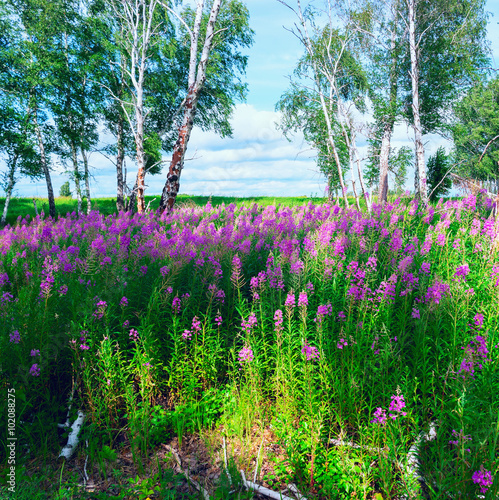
[
  {"xmin": 103, "ymin": 0, "xmax": 168, "ymax": 213},
  {"xmin": 399, "ymin": 0, "xmax": 489, "ymax": 203},
  {"xmin": 406, "ymin": 0, "xmax": 426, "ymax": 202},
  {"xmin": 0, "ymin": 99, "xmax": 41, "ymax": 225},
  {"xmin": 276, "ymin": 0, "xmax": 369, "ymax": 208},
  {"xmin": 157, "ymin": 0, "xmax": 252, "ymax": 213},
  {"xmin": 158, "ymin": 0, "xmax": 223, "ymax": 214},
  {"xmin": 4, "ymin": 0, "xmax": 64, "ymax": 218}
]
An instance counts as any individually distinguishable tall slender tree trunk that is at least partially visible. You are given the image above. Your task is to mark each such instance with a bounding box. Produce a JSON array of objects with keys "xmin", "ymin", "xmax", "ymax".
[
  {"xmin": 134, "ymin": 82, "xmax": 146, "ymax": 213},
  {"xmin": 408, "ymin": 0, "xmax": 428, "ymax": 204},
  {"xmin": 127, "ymin": 179, "xmax": 138, "ymax": 213},
  {"xmin": 318, "ymin": 89, "xmax": 349, "ymax": 207},
  {"xmin": 33, "ymin": 110, "xmax": 56, "ymax": 219},
  {"xmin": 378, "ymin": 123, "xmax": 392, "ymax": 203},
  {"xmin": 81, "ymin": 149, "xmax": 92, "ymax": 214},
  {"xmin": 353, "ymin": 139, "xmax": 371, "ymax": 213},
  {"xmin": 116, "ymin": 114, "xmax": 125, "ymax": 212},
  {"xmin": 1, "ymin": 155, "xmax": 18, "ymax": 225},
  {"xmin": 378, "ymin": 7, "xmax": 398, "ymax": 204},
  {"xmin": 159, "ymin": 0, "xmax": 223, "ymax": 214},
  {"xmin": 159, "ymin": 94, "xmax": 198, "ymax": 214},
  {"xmin": 70, "ymin": 140, "xmax": 83, "ymax": 213}
]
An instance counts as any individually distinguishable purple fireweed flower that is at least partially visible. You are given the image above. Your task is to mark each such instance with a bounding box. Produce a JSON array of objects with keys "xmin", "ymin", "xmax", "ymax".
[
  {"xmin": 182, "ymin": 329, "xmax": 192, "ymax": 340},
  {"xmin": 473, "ymin": 313, "xmax": 484, "ymax": 329},
  {"xmin": 458, "ymin": 334, "xmax": 490, "ymax": 378},
  {"xmin": 172, "ymin": 296, "xmax": 181, "ymax": 314},
  {"xmin": 40, "ymin": 275, "xmax": 55, "ymax": 298},
  {"xmin": 140, "ymin": 265, "xmax": 148, "ymax": 275},
  {"xmin": 274, "ymin": 309, "xmax": 283, "ymax": 334},
  {"xmin": 214, "ymin": 314, "xmax": 222, "ymax": 327},
  {"xmin": 166, "ymin": 286, "xmax": 173, "ymax": 294},
  {"xmin": 425, "ymin": 280, "xmax": 450, "ymax": 305},
  {"xmin": 160, "ymin": 266, "xmax": 169, "ymax": 277},
  {"xmin": 436, "ymin": 234, "xmax": 446, "ymax": 246},
  {"xmin": 120, "ymin": 296, "xmax": 128, "ymax": 307},
  {"xmin": 491, "ymin": 264, "xmax": 499, "ymax": 287},
  {"xmin": 29, "ymin": 364, "xmax": 41, "ymax": 377},
  {"xmin": 420, "ymin": 262, "xmax": 431, "ymax": 274},
  {"xmin": 215, "ymin": 289, "xmax": 225, "ymax": 304},
  {"xmin": 231, "ymin": 254, "xmax": 242, "ymax": 284},
  {"xmin": 301, "ymin": 342, "xmax": 320, "ymax": 361},
  {"xmin": 298, "ymin": 292, "xmax": 308, "ymax": 307},
  {"xmin": 93, "ymin": 300, "xmax": 107, "ymax": 319},
  {"xmin": 315, "ymin": 303, "xmax": 332, "ymax": 324},
  {"xmin": 241, "ymin": 313, "xmax": 257, "ymax": 334},
  {"xmin": 58, "ymin": 285, "xmax": 68, "ymax": 296},
  {"xmin": 337, "ymin": 311, "xmax": 347, "ymax": 322},
  {"xmin": 30, "ymin": 349, "xmax": 40, "ymax": 357},
  {"xmin": 347, "ymin": 261, "xmax": 359, "ymax": 273},
  {"xmin": 238, "ymin": 346, "xmax": 254, "ymax": 365},
  {"xmin": 452, "ymin": 239, "xmax": 461, "ymax": 249},
  {"xmin": 388, "ymin": 394, "xmax": 407, "ymax": 420},
  {"xmin": 454, "ymin": 264, "xmax": 470, "ymax": 279},
  {"xmin": 412, "ymin": 308, "xmax": 420, "ymax": 319},
  {"xmin": 398, "ymin": 256, "xmax": 413, "ymax": 273},
  {"xmin": 100, "ymin": 257, "xmax": 112, "ymax": 266},
  {"xmin": 449, "ymin": 429, "xmax": 471, "ymax": 450},
  {"xmin": 421, "ymin": 238, "xmax": 432, "ymax": 255},
  {"xmin": 123, "ymin": 320, "xmax": 130, "ymax": 327},
  {"xmin": 370, "ymin": 407, "xmax": 387, "ymax": 425},
  {"xmin": 129, "ymin": 329, "xmax": 139, "ymax": 341},
  {"xmin": 290, "ymin": 260, "xmax": 304, "ymax": 274},
  {"xmin": 191, "ymin": 316, "xmax": 201, "ymax": 334},
  {"xmin": 472, "ymin": 468, "xmax": 493, "ymax": 494},
  {"xmin": 9, "ymin": 330, "xmax": 20, "ymax": 344},
  {"xmin": 284, "ymin": 293, "xmax": 295, "ymax": 308},
  {"xmin": 337, "ymin": 338, "xmax": 348, "ymax": 349},
  {"xmin": 306, "ymin": 282, "xmax": 314, "ymax": 293}
]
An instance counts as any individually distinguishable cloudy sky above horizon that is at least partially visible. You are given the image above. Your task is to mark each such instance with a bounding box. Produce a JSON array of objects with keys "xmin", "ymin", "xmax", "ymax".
[{"xmin": 8, "ymin": 0, "xmax": 499, "ymax": 199}]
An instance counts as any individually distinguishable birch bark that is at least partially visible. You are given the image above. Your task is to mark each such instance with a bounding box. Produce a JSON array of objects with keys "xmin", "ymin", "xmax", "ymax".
[
  {"xmin": 81, "ymin": 149, "xmax": 92, "ymax": 214},
  {"xmin": 33, "ymin": 110, "xmax": 56, "ymax": 218},
  {"xmin": 408, "ymin": 0, "xmax": 428, "ymax": 204},
  {"xmin": 159, "ymin": 0, "xmax": 223, "ymax": 214},
  {"xmin": 377, "ymin": 3, "xmax": 399, "ymax": 204},
  {"xmin": 1, "ymin": 155, "xmax": 18, "ymax": 225}
]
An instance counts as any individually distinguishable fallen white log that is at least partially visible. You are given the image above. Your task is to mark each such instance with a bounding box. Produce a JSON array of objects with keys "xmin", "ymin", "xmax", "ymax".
[
  {"xmin": 288, "ymin": 483, "xmax": 307, "ymax": 500},
  {"xmin": 330, "ymin": 423, "xmax": 439, "ymax": 500},
  {"xmin": 58, "ymin": 411, "xmax": 86, "ymax": 459},
  {"xmin": 240, "ymin": 469, "xmax": 296, "ymax": 500}
]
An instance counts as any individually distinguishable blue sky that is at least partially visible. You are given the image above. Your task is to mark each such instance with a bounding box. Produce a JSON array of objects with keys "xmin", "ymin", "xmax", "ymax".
[{"xmin": 10, "ymin": 0, "xmax": 499, "ymax": 199}]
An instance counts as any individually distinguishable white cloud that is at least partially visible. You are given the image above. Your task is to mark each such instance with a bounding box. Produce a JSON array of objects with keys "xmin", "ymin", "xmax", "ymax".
[{"xmin": 7, "ymin": 103, "xmax": 325, "ymax": 199}]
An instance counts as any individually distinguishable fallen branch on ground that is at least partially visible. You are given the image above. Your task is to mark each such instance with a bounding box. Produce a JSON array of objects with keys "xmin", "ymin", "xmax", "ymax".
[
  {"xmin": 58, "ymin": 411, "xmax": 86, "ymax": 460},
  {"xmin": 163, "ymin": 444, "xmax": 210, "ymax": 500}
]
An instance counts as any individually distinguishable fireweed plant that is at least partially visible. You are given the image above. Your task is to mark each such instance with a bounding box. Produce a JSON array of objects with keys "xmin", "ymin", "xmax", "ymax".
[{"xmin": 0, "ymin": 194, "xmax": 498, "ymax": 498}]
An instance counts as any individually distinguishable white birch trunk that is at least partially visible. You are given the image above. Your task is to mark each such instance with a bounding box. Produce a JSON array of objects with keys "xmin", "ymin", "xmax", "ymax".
[
  {"xmin": 81, "ymin": 149, "xmax": 92, "ymax": 214},
  {"xmin": 1, "ymin": 155, "xmax": 18, "ymax": 225},
  {"xmin": 159, "ymin": 0, "xmax": 224, "ymax": 214},
  {"xmin": 408, "ymin": 0, "xmax": 428, "ymax": 204},
  {"xmin": 70, "ymin": 140, "xmax": 82, "ymax": 214},
  {"xmin": 33, "ymin": 111, "xmax": 56, "ymax": 219},
  {"xmin": 378, "ymin": 123, "xmax": 392, "ymax": 203}
]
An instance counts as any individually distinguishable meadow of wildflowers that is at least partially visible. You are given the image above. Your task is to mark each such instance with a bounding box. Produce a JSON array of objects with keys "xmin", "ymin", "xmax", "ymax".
[{"xmin": 0, "ymin": 193, "xmax": 498, "ymax": 498}]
